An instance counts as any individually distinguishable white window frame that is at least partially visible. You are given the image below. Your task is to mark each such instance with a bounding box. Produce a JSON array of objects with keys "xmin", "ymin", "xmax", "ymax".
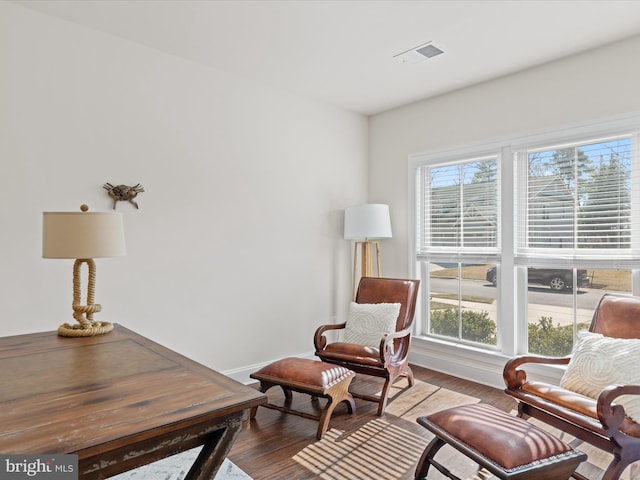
[
  {"xmin": 409, "ymin": 113, "xmax": 640, "ymax": 368},
  {"xmin": 411, "ymin": 148, "xmax": 503, "ymax": 349}
]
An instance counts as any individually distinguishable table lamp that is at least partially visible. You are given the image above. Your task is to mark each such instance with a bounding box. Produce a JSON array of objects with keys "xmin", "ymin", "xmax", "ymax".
[
  {"xmin": 42, "ymin": 204, "xmax": 126, "ymax": 337},
  {"xmin": 344, "ymin": 204, "xmax": 392, "ymax": 298}
]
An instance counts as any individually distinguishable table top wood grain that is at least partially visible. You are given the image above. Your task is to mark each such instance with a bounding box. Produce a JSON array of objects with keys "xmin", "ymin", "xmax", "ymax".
[{"xmin": 0, "ymin": 325, "xmax": 266, "ymax": 479}]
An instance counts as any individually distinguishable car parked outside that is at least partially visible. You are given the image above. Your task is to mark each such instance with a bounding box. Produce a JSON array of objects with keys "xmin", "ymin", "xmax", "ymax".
[{"xmin": 486, "ymin": 267, "xmax": 589, "ymax": 291}]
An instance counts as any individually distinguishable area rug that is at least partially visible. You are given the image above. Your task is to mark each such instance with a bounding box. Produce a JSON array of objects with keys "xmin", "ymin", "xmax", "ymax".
[
  {"xmin": 291, "ymin": 378, "xmax": 486, "ymax": 480},
  {"xmin": 111, "ymin": 447, "xmax": 251, "ymax": 480},
  {"xmin": 293, "ymin": 417, "xmax": 429, "ymax": 480},
  {"xmin": 293, "ymin": 414, "xmax": 640, "ymax": 480},
  {"xmin": 292, "ymin": 377, "xmax": 640, "ymax": 479}
]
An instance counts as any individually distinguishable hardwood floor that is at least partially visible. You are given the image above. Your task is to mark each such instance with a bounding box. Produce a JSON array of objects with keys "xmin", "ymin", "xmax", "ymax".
[{"xmin": 227, "ymin": 364, "xmax": 517, "ymax": 480}]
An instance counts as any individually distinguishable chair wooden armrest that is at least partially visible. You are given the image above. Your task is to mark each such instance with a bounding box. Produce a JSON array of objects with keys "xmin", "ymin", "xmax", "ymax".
[
  {"xmin": 313, "ymin": 322, "xmax": 346, "ymax": 351},
  {"xmin": 384, "ymin": 327, "xmax": 411, "ymax": 342},
  {"xmin": 598, "ymin": 384, "xmax": 640, "ymax": 432},
  {"xmin": 503, "ymin": 355, "xmax": 570, "ymax": 389},
  {"xmin": 379, "ymin": 327, "xmax": 412, "ymax": 364}
]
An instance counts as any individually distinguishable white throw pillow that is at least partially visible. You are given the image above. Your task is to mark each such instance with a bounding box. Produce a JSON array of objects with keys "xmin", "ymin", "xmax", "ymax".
[
  {"xmin": 343, "ymin": 302, "xmax": 401, "ymax": 348},
  {"xmin": 560, "ymin": 330, "xmax": 640, "ymax": 422}
]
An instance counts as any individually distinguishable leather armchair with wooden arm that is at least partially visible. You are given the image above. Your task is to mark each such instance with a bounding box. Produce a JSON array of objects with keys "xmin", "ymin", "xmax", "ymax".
[
  {"xmin": 314, "ymin": 277, "xmax": 420, "ymax": 416},
  {"xmin": 504, "ymin": 294, "xmax": 640, "ymax": 480}
]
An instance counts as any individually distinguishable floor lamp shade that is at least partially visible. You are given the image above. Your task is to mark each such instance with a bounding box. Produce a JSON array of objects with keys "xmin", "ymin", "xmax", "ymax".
[
  {"xmin": 42, "ymin": 208, "xmax": 126, "ymax": 337},
  {"xmin": 344, "ymin": 204, "xmax": 392, "ymax": 240},
  {"xmin": 344, "ymin": 204, "xmax": 392, "ymax": 297}
]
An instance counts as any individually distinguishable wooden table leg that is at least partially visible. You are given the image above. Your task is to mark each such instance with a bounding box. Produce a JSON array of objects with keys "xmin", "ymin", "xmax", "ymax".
[{"xmin": 184, "ymin": 414, "xmax": 244, "ymax": 480}]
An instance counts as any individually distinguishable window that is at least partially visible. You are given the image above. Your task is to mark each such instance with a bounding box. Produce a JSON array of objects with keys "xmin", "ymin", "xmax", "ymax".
[
  {"xmin": 415, "ymin": 155, "xmax": 500, "ymax": 348},
  {"xmin": 418, "ymin": 157, "xmax": 499, "ymax": 252},
  {"xmin": 516, "ymin": 136, "xmax": 638, "ymax": 355},
  {"xmin": 411, "ymin": 116, "xmax": 640, "ymax": 357},
  {"xmin": 518, "ymin": 136, "xmax": 635, "ymax": 255}
]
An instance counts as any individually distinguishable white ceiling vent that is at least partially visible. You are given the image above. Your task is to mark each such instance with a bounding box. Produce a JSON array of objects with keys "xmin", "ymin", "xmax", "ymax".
[{"xmin": 394, "ymin": 41, "xmax": 444, "ymax": 64}]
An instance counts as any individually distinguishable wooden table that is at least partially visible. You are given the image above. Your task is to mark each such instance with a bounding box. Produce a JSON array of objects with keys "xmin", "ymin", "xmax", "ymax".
[{"xmin": 0, "ymin": 325, "xmax": 266, "ymax": 479}]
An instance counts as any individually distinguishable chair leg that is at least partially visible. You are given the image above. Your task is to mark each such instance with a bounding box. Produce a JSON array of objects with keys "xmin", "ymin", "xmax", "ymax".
[
  {"xmin": 515, "ymin": 402, "xmax": 530, "ymax": 419},
  {"xmin": 376, "ymin": 367, "xmax": 415, "ymax": 416},
  {"xmin": 601, "ymin": 455, "xmax": 630, "ymax": 480},
  {"xmin": 403, "ymin": 364, "xmax": 415, "ymax": 387},
  {"xmin": 376, "ymin": 377, "xmax": 393, "ymax": 416}
]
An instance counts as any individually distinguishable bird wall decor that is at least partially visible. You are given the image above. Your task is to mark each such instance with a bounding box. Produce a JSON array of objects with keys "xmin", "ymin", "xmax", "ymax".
[{"xmin": 103, "ymin": 183, "xmax": 145, "ymax": 209}]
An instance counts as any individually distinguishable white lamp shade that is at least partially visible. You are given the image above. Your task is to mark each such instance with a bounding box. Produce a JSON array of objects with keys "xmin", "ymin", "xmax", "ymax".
[
  {"xmin": 344, "ymin": 204, "xmax": 392, "ymax": 240},
  {"xmin": 43, "ymin": 211, "xmax": 126, "ymax": 259}
]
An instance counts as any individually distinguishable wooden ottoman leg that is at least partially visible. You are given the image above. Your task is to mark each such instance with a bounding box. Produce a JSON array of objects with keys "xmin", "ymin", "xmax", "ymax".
[
  {"xmin": 316, "ymin": 374, "xmax": 355, "ymax": 440},
  {"xmin": 251, "ymin": 381, "xmax": 274, "ymax": 419},
  {"xmin": 317, "ymin": 399, "xmax": 336, "ymax": 440},
  {"xmin": 415, "ymin": 437, "xmax": 446, "ymax": 480},
  {"xmin": 344, "ymin": 395, "xmax": 356, "ymax": 414},
  {"xmin": 315, "ymin": 395, "xmax": 356, "ymax": 440},
  {"xmin": 281, "ymin": 386, "xmax": 293, "ymax": 403}
]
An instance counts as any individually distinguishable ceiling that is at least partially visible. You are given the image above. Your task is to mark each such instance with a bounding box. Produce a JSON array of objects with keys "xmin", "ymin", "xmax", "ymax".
[{"xmin": 14, "ymin": 0, "xmax": 640, "ymax": 115}]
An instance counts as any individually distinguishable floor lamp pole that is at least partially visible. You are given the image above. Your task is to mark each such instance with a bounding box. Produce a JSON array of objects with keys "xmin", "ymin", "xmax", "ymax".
[{"xmin": 353, "ymin": 240, "xmax": 381, "ymax": 299}]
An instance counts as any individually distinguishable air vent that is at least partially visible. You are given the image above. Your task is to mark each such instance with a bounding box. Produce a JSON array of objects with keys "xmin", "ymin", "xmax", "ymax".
[{"xmin": 394, "ymin": 41, "xmax": 444, "ymax": 64}]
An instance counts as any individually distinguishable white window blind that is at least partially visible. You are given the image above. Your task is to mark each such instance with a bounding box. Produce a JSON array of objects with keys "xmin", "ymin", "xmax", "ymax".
[
  {"xmin": 417, "ymin": 156, "xmax": 499, "ymax": 255},
  {"xmin": 516, "ymin": 135, "xmax": 640, "ymax": 261}
]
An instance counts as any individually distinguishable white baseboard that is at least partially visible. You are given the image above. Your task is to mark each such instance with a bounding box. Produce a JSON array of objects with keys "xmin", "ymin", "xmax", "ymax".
[
  {"xmin": 224, "ymin": 340, "xmax": 565, "ymax": 391},
  {"xmin": 222, "ymin": 351, "xmax": 316, "ymax": 385}
]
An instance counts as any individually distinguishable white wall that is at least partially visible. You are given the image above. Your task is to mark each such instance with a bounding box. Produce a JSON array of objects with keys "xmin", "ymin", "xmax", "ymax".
[
  {"xmin": 371, "ymin": 34, "xmax": 640, "ymax": 280},
  {"xmin": 0, "ymin": 2, "xmax": 368, "ymax": 379},
  {"xmin": 369, "ymin": 34, "xmax": 640, "ymax": 386}
]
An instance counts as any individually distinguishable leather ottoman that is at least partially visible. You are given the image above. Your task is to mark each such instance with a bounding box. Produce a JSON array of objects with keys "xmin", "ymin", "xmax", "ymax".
[
  {"xmin": 250, "ymin": 357, "xmax": 355, "ymax": 439},
  {"xmin": 415, "ymin": 403, "xmax": 587, "ymax": 480}
]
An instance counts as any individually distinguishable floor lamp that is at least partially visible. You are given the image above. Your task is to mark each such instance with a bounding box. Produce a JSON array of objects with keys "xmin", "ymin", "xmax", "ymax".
[
  {"xmin": 344, "ymin": 204, "xmax": 392, "ymax": 299},
  {"xmin": 43, "ymin": 205, "xmax": 126, "ymax": 337}
]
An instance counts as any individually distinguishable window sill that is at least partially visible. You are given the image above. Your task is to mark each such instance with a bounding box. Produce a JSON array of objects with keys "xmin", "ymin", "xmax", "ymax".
[{"xmin": 410, "ymin": 335, "xmax": 566, "ymax": 390}]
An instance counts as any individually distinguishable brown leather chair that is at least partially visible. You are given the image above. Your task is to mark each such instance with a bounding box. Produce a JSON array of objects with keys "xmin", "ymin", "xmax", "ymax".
[
  {"xmin": 313, "ymin": 277, "xmax": 420, "ymax": 416},
  {"xmin": 504, "ymin": 293, "xmax": 640, "ymax": 480}
]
